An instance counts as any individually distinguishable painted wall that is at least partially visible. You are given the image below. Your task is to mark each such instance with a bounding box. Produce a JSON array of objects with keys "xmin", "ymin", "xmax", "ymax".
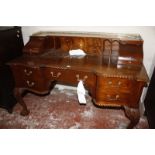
[{"xmin": 21, "ymin": 26, "xmax": 155, "ymax": 104}]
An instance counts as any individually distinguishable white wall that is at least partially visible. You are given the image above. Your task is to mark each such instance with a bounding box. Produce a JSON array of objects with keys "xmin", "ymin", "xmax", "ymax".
[{"xmin": 21, "ymin": 26, "xmax": 155, "ymax": 105}]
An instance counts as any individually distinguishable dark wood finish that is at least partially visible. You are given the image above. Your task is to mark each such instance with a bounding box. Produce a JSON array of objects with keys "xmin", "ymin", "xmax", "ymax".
[
  {"xmin": 0, "ymin": 26, "xmax": 24, "ymax": 112},
  {"xmin": 144, "ymin": 67, "xmax": 155, "ymax": 128},
  {"xmin": 8, "ymin": 31, "xmax": 149, "ymax": 128},
  {"xmin": 124, "ymin": 106, "xmax": 140, "ymax": 129},
  {"xmin": 14, "ymin": 88, "xmax": 30, "ymax": 116},
  {"xmin": 0, "ymin": 26, "xmax": 23, "ymax": 64}
]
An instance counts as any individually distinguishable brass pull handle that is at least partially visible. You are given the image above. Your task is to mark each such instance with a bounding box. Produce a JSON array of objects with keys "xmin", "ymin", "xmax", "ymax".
[
  {"xmin": 107, "ymin": 94, "xmax": 120, "ymax": 101},
  {"xmin": 26, "ymin": 81, "xmax": 35, "ymax": 87},
  {"xmin": 116, "ymin": 95, "xmax": 120, "ymax": 99},
  {"xmin": 51, "ymin": 72, "xmax": 61, "ymax": 78},
  {"xmin": 118, "ymin": 81, "xmax": 122, "ymax": 85},
  {"xmin": 108, "ymin": 81, "xmax": 112, "ymax": 85},
  {"xmin": 108, "ymin": 81, "xmax": 122, "ymax": 86},
  {"xmin": 76, "ymin": 74, "xmax": 88, "ymax": 82},
  {"xmin": 24, "ymin": 69, "xmax": 32, "ymax": 76}
]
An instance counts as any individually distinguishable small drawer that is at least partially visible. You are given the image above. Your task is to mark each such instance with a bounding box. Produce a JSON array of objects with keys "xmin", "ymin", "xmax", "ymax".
[
  {"xmin": 95, "ymin": 91, "xmax": 132, "ymax": 107},
  {"xmin": 42, "ymin": 67, "xmax": 67, "ymax": 82},
  {"xmin": 11, "ymin": 65, "xmax": 48, "ymax": 92},
  {"xmin": 100, "ymin": 93, "xmax": 130, "ymax": 103},
  {"xmin": 66, "ymin": 69, "xmax": 96, "ymax": 88},
  {"xmin": 97, "ymin": 76, "xmax": 135, "ymax": 92},
  {"xmin": 23, "ymin": 79, "xmax": 46, "ymax": 92},
  {"xmin": 22, "ymin": 67, "xmax": 41, "ymax": 78},
  {"xmin": 13, "ymin": 65, "xmax": 42, "ymax": 79},
  {"xmin": 101, "ymin": 77, "xmax": 129, "ymax": 87}
]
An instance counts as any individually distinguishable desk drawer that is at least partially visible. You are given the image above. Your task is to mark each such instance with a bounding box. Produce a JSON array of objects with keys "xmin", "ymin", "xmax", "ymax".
[
  {"xmin": 42, "ymin": 67, "xmax": 96, "ymax": 88},
  {"xmin": 96, "ymin": 91, "xmax": 131, "ymax": 106},
  {"xmin": 97, "ymin": 76, "xmax": 135, "ymax": 93},
  {"xmin": 66, "ymin": 69, "xmax": 96, "ymax": 88},
  {"xmin": 42, "ymin": 67, "xmax": 67, "ymax": 82},
  {"xmin": 95, "ymin": 76, "xmax": 143, "ymax": 108},
  {"xmin": 11, "ymin": 65, "xmax": 48, "ymax": 92}
]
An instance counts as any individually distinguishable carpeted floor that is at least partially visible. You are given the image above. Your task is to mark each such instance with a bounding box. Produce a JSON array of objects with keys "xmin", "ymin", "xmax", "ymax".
[{"xmin": 0, "ymin": 86, "xmax": 149, "ymax": 129}]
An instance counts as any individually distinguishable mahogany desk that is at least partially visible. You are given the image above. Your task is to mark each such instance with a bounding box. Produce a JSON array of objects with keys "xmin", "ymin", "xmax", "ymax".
[{"xmin": 8, "ymin": 31, "xmax": 149, "ymax": 128}]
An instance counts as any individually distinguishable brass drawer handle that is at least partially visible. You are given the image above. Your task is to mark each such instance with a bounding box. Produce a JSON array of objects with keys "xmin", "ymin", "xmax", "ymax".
[
  {"xmin": 116, "ymin": 95, "xmax": 120, "ymax": 99},
  {"xmin": 118, "ymin": 81, "xmax": 122, "ymax": 85},
  {"xmin": 26, "ymin": 81, "xmax": 35, "ymax": 87},
  {"xmin": 76, "ymin": 74, "xmax": 88, "ymax": 82},
  {"xmin": 51, "ymin": 72, "xmax": 61, "ymax": 78},
  {"xmin": 108, "ymin": 81, "xmax": 122, "ymax": 86},
  {"xmin": 24, "ymin": 69, "xmax": 32, "ymax": 76},
  {"xmin": 107, "ymin": 94, "xmax": 120, "ymax": 101},
  {"xmin": 108, "ymin": 81, "xmax": 112, "ymax": 85}
]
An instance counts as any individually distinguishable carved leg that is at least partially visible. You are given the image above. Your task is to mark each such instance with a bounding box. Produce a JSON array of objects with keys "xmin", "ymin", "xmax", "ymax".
[
  {"xmin": 14, "ymin": 88, "xmax": 30, "ymax": 116},
  {"xmin": 124, "ymin": 106, "xmax": 140, "ymax": 129}
]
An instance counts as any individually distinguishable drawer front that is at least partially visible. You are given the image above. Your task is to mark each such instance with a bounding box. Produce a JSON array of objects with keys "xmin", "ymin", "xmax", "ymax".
[
  {"xmin": 96, "ymin": 91, "xmax": 131, "ymax": 106},
  {"xmin": 66, "ymin": 69, "xmax": 96, "ymax": 89},
  {"xmin": 97, "ymin": 77, "xmax": 135, "ymax": 93},
  {"xmin": 42, "ymin": 67, "xmax": 96, "ymax": 96},
  {"xmin": 42, "ymin": 67, "xmax": 96, "ymax": 89},
  {"xmin": 95, "ymin": 76, "xmax": 141, "ymax": 107},
  {"xmin": 42, "ymin": 67, "xmax": 67, "ymax": 83},
  {"xmin": 11, "ymin": 65, "xmax": 48, "ymax": 92}
]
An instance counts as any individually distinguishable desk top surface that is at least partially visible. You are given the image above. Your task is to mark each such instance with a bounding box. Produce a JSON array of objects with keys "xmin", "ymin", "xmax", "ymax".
[{"xmin": 8, "ymin": 50, "xmax": 149, "ymax": 82}]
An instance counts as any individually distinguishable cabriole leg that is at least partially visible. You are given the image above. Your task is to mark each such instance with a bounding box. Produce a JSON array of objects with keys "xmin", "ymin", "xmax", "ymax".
[
  {"xmin": 14, "ymin": 88, "xmax": 30, "ymax": 116},
  {"xmin": 124, "ymin": 106, "xmax": 140, "ymax": 129}
]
